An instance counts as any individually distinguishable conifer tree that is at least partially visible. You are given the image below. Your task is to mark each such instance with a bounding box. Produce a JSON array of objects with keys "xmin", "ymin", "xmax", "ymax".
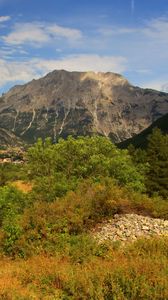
[{"xmin": 146, "ymin": 128, "xmax": 168, "ymax": 198}]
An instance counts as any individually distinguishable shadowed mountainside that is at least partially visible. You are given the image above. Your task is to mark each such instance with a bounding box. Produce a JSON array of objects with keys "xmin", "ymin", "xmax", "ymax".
[{"xmin": 118, "ymin": 112, "xmax": 168, "ymax": 148}]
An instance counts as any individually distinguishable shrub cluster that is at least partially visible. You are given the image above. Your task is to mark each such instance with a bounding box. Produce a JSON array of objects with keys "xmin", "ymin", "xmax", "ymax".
[
  {"xmin": 0, "ymin": 134, "xmax": 168, "ymax": 298},
  {"xmin": 0, "ymin": 178, "xmax": 168, "ymax": 258},
  {"xmin": 27, "ymin": 136, "xmax": 146, "ymax": 201}
]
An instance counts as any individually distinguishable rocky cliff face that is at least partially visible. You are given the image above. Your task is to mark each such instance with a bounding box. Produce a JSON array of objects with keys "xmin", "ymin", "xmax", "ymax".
[{"xmin": 0, "ymin": 70, "xmax": 168, "ymax": 144}]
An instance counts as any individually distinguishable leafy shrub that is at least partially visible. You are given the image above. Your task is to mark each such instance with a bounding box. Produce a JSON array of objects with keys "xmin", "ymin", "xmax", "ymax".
[
  {"xmin": 0, "ymin": 186, "xmax": 27, "ymax": 226},
  {"xmin": 27, "ymin": 136, "xmax": 146, "ymax": 201},
  {"xmin": 2, "ymin": 223, "xmax": 23, "ymax": 256},
  {"xmin": 0, "ymin": 163, "xmax": 26, "ymax": 187}
]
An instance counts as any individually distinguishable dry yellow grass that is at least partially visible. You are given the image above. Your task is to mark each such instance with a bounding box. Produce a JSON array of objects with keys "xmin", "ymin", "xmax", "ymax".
[
  {"xmin": 11, "ymin": 180, "xmax": 33, "ymax": 193},
  {"xmin": 0, "ymin": 237, "xmax": 168, "ymax": 299},
  {"xmin": 0, "ymin": 255, "xmax": 70, "ymax": 299}
]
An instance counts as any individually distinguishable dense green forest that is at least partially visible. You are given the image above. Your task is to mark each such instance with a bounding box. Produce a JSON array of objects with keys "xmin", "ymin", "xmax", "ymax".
[{"xmin": 0, "ymin": 130, "xmax": 168, "ymax": 299}]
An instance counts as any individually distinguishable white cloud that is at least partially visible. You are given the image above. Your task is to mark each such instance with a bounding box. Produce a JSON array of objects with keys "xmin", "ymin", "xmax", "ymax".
[
  {"xmin": 161, "ymin": 83, "xmax": 168, "ymax": 93},
  {"xmin": 0, "ymin": 59, "xmax": 39, "ymax": 86},
  {"xmin": 35, "ymin": 54, "xmax": 127, "ymax": 73},
  {"xmin": 99, "ymin": 17, "xmax": 168, "ymax": 42},
  {"xmin": 141, "ymin": 79, "xmax": 168, "ymax": 91},
  {"xmin": 1, "ymin": 16, "xmax": 168, "ymax": 92},
  {"xmin": 47, "ymin": 24, "xmax": 82, "ymax": 40},
  {"xmin": 0, "ymin": 15, "xmax": 11, "ymax": 22},
  {"xmin": 0, "ymin": 54, "xmax": 127, "ymax": 87},
  {"xmin": 135, "ymin": 69, "xmax": 152, "ymax": 74},
  {"xmin": 99, "ymin": 27, "xmax": 137, "ymax": 36},
  {"xmin": 3, "ymin": 22, "xmax": 82, "ymax": 46},
  {"xmin": 97, "ymin": 16, "xmax": 168, "ymax": 78},
  {"xmin": 0, "ymin": 46, "xmax": 29, "ymax": 60},
  {"xmin": 3, "ymin": 23, "xmax": 50, "ymax": 45},
  {"xmin": 143, "ymin": 18, "xmax": 168, "ymax": 41}
]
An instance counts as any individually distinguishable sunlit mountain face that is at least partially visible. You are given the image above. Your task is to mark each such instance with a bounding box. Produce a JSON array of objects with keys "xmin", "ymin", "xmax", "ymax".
[{"xmin": 0, "ymin": 69, "xmax": 168, "ymax": 146}]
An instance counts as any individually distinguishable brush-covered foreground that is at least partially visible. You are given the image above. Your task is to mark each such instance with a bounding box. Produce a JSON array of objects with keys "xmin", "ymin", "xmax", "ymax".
[
  {"xmin": 0, "ymin": 237, "xmax": 168, "ymax": 299},
  {"xmin": 0, "ymin": 134, "xmax": 168, "ymax": 299},
  {"xmin": 0, "ymin": 179, "xmax": 168, "ymax": 299}
]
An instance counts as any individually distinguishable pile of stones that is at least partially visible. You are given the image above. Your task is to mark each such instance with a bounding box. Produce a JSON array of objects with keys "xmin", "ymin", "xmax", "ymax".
[{"xmin": 92, "ymin": 214, "xmax": 168, "ymax": 244}]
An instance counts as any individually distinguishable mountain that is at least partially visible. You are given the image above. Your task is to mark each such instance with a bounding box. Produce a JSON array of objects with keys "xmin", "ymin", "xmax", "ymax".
[
  {"xmin": 0, "ymin": 69, "xmax": 168, "ymax": 145},
  {"xmin": 0, "ymin": 128, "xmax": 22, "ymax": 148},
  {"xmin": 118, "ymin": 112, "xmax": 168, "ymax": 149}
]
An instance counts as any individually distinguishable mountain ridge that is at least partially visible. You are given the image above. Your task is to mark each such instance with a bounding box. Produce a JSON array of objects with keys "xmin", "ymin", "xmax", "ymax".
[{"xmin": 0, "ymin": 69, "xmax": 168, "ymax": 145}]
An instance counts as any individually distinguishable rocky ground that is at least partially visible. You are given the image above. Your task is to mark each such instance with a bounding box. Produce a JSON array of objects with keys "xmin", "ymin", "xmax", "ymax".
[{"xmin": 92, "ymin": 213, "xmax": 168, "ymax": 244}]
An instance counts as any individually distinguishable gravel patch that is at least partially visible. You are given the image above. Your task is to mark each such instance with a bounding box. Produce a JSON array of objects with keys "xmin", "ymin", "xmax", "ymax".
[{"xmin": 92, "ymin": 214, "xmax": 168, "ymax": 244}]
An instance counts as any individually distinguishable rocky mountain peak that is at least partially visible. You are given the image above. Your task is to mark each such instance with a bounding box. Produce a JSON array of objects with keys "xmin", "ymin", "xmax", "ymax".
[{"xmin": 0, "ymin": 69, "xmax": 168, "ymax": 145}]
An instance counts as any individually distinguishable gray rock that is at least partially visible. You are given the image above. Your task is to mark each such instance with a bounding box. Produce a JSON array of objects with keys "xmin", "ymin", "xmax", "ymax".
[{"xmin": 92, "ymin": 213, "xmax": 168, "ymax": 244}]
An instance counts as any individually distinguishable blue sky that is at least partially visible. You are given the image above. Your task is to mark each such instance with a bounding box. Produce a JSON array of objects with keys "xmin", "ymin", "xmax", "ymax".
[{"xmin": 0, "ymin": 0, "xmax": 168, "ymax": 94}]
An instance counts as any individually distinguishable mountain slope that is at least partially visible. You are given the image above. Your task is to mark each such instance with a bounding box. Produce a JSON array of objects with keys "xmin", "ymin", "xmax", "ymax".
[
  {"xmin": 0, "ymin": 70, "xmax": 168, "ymax": 144},
  {"xmin": 0, "ymin": 128, "xmax": 23, "ymax": 148},
  {"xmin": 118, "ymin": 113, "xmax": 168, "ymax": 148}
]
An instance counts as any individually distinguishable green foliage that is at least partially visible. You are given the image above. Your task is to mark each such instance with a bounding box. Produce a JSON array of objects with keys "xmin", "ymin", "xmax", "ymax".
[
  {"xmin": 0, "ymin": 186, "xmax": 28, "ymax": 256},
  {"xmin": 128, "ymin": 144, "xmax": 147, "ymax": 165},
  {"xmin": 0, "ymin": 164, "xmax": 7, "ymax": 186},
  {"xmin": 2, "ymin": 223, "xmax": 22, "ymax": 256},
  {"xmin": 33, "ymin": 173, "xmax": 73, "ymax": 201},
  {"xmin": 27, "ymin": 136, "xmax": 146, "ymax": 201},
  {"xmin": 0, "ymin": 163, "xmax": 26, "ymax": 186},
  {"xmin": 127, "ymin": 129, "xmax": 168, "ymax": 199},
  {"xmin": 146, "ymin": 128, "xmax": 168, "ymax": 198},
  {"xmin": 0, "ymin": 185, "xmax": 26, "ymax": 226}
]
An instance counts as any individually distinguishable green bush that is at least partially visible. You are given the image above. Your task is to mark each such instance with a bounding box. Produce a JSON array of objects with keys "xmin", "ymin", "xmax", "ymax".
[
  {"xmin": 27, "ymin": 136, "xmax": 146, "ymax": 201},
  {"xmin": 0, "ymin": 163, "xmax": 26, "ymax": 186},
  {"xmin": 2, "ymin": 223, "xmax": 22, "ymax": 256},
  {"xmin": 0, "ymin": 185, "xmax": 27, "ymax": 226},
  {"xmin": 146, "ymin": 128, "xmax": 168, "ymax": 198}
]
